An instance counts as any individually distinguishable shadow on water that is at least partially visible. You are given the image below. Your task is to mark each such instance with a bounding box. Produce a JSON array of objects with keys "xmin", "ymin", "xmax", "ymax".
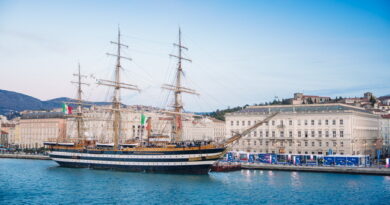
[{"xmin": 46, "ymin": 163, "xmax": 213, "ymax": 182}]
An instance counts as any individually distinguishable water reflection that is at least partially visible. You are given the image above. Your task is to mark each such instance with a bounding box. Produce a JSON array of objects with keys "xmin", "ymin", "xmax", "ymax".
[{"xmin": 291, "ymin": 171, "xmax": 302, "ymax": 188}]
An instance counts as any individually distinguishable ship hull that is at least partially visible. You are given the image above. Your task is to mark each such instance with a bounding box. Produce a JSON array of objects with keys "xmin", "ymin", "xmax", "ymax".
[
  {"xmin": 56, "ymin": 161, "xmax": 212, "ymax": 174},
  {"xmin": 48, "ymin": 148, "xmax": 225, "ymax": 174}
]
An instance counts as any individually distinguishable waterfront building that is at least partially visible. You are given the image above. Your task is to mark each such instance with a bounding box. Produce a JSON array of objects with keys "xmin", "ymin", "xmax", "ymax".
[
  {"xmin": 381, "ymin": 114, "xmax": 390, "ymax": 156},
  {"xmin": 19, "ymin": 112, "xmax": 66, "ymax": 149},
  {"xmin": 66, "ymin": 105, "xmax": 225, "ymax": 143},
  {"xmin": 0, "ymin": 130, "xmax": 8, "ymax": 146},
  {"xmin": 226, "ymin": 104, "xmax": 381, "ymax": 157},
  {"xmin": 0, "ymin": 123, "xmax": 16, "ymax": 147}
]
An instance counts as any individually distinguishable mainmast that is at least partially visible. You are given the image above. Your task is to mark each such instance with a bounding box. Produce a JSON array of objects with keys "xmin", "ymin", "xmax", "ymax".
[
  {"xmin": 98, "ymin": 27, "xmax": 140, "ymax": 150},
  {"xmin": 162, "ymin": 28, "xmax": 198, "ymax": 142},
  {"xmin": 71, "ymin": 63, "xmax": 89, "ymax": 143}
]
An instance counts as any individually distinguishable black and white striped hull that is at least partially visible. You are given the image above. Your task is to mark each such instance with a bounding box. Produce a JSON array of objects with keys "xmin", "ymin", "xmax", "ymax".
[{"xmin": 48, "ymin": 148, "xmax": 225, "ymax": 174}]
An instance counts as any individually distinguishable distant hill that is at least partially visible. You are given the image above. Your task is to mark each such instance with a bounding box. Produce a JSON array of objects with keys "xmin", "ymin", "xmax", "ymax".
[{"xmin": 0, "ymin": 89, "xmax": 111, "ymax": 118}]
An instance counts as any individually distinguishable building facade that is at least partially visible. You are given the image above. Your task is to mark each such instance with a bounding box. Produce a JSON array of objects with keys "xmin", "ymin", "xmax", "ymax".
[
  {"xmin": 19, "ymin": 112, "xmax": 66, "ymax": 149},
  {"xmin": 381, "ymin": 115, "xmax": 390, "ymax": 156},
  {"xmin": 66, "ymin": 106, "xmax": 225, "ymax": 143},
  {"xmin": 226, "ymin": 104, "xmax": 381, "ymax": 156}
]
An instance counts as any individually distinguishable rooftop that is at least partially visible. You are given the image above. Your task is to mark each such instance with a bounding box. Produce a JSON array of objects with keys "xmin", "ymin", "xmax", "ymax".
[
  {"xmin": 21, "ymin": 112, "xmax": 65, "ymax": 119},
  {"xmin": 228, "ymin": 103, "xmax": 372, "ymax": 115}
]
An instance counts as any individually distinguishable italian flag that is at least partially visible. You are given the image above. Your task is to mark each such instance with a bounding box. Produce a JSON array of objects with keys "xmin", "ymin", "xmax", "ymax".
[
  {"xmin": 141, "ymin": 113, "xmax": 148, "ymax": 125},
  {"xmin": 62, "ymin": 103, "xmax": 73, "ymax": 114}
]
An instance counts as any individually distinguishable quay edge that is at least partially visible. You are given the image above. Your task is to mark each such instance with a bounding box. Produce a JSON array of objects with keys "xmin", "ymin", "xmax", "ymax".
[
  {"xmin": 242, "ymin": 163, "xmax": 390, "ymax": 176},
  {"xmin": 0, "ymin": 154, "xmax": 50, "ymax": 160}
]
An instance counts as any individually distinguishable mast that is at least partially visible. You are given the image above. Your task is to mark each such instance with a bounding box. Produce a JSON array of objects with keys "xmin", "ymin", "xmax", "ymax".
[
  {"xmin": 71, "ymin": 63, "xmax": 89, "ymax": 144},
  {"xmin": 98, "ymin": 27, "xmax": 140, "ymax": 150},
  {"xmin": 162, "ymin": 28, "xmax": 198, "ymax": 142}
]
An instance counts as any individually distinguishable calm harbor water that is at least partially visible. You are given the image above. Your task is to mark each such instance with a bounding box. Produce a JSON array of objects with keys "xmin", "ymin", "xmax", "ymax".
[{"xmin": 1, "ymin": 159, "xmax": 390, "ymax": 205}]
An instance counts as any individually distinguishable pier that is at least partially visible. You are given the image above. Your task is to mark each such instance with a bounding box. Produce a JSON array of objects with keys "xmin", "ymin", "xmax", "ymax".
[
  {"xmin": 242, "ymin": 163, "xmax": 390, "ymax": 176},
  {"xmin": 0, "ymin": 153, "xmax": 50, "ymax": 160}
]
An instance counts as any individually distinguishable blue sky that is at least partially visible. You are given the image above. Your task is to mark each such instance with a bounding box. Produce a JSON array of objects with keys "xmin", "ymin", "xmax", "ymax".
[{"xmin": 0, "ymin": 0, "xmax": 389, "ymax": 111}]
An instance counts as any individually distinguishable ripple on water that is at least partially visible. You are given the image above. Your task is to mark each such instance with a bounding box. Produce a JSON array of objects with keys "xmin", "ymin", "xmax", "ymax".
[{"xmin": 1, "ymin": 159, "xmax": 390, "ymax": 204}]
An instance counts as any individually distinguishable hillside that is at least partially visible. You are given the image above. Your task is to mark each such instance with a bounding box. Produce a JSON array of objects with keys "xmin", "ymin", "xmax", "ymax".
[{"xmin": 0, "ymin": 89, "xmax": 110, "ymax": 118}]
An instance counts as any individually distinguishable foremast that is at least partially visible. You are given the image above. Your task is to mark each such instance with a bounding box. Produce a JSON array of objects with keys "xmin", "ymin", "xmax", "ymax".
[
  {"xmin": 71, "ymin": 64, "xmax": 89, "ymax": 144},
  {"xmin": 98, "ymin": 28, "xmax": 140, "ymax": 150},
  {"xmin": 162, "ymin": 28, "xmax": 199, "ymax": 142}
]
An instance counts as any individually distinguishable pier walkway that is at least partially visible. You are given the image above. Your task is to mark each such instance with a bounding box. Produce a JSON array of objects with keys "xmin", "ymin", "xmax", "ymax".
[
  {"xmin": 242, "ymin": 163, "xmax": 390, "ymax": 176},
  {"xmin": 0, "ymin": 153, "xmax": 50, "ymax": 160}
]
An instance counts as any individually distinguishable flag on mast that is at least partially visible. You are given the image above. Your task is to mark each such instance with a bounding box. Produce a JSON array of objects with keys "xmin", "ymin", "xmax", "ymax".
[
  {"xmin": 62, "ymin": 103, "xmax": 73, "ymax": 114},
  {"xmin": 141, "ymin": 113, "xmax": 148, "ymax": 125}
]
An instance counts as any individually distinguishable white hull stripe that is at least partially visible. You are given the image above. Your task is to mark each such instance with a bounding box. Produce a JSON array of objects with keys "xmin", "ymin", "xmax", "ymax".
[
  {"xmin": 52, "ymin": 158, "xmax": 216, "ymax": 166},
  {"xmin": 49, "ymin": 151, "xmax": 222, "ymax": 159}
]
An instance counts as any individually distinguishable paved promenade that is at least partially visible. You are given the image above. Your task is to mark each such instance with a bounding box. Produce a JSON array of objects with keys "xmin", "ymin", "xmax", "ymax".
[
  {"xmin": 0, "ymin": 153, "xmax": 50, "ymax": 160},
  {"xmin": 242, "ymin": 163, "xmax": 390, "ymax": 176}
]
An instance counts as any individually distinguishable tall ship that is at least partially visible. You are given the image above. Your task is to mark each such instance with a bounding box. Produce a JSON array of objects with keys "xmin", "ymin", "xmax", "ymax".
[{"xmin": 45, "ymin": 28, "xmax": 277, "ymax": 174}]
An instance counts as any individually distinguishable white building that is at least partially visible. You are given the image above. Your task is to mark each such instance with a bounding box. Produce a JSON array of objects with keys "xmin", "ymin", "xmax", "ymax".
[
  {"xmin": 19, "ymin": 112, "xmax": 67, "ymax": 149},
  {"xmin": 66, "ymin": 106, "xmax": 225, "ymax": 143},
  {"xmin": 226, "ymin": 104, "xmax": 381, "ymax": 156},
  {"xmin": 381, "ymin": 115, "xmax": 390, "ymax": 156}
]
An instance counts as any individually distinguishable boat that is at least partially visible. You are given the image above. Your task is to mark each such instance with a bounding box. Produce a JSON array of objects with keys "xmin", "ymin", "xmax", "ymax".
[
  {"xmin": 44, "ymin": 28, "xmax": 277, "ymax": 174},
  {"xmin": 211, "ymin": 161, "xmax": 241, "ymax": 172}
]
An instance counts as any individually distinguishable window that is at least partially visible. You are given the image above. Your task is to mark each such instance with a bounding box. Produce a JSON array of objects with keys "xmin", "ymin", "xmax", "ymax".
[
  {"xmin": 242, "ymin": 121, "xmax": 245, "ymax": 126},
  {"xmin": 318, "ymin": 131, "xmax": 322, "ymax": 137},
  {"xmin": 304, "ymin": 120, "xmax": 308, "ymax": 125},
  {"xmin": 298, "ymin": 120, "xmax": 301, "ymax": 126},
  {"xmin": 341, "ymin": 141, "xmax": 344, "ymax": 147},
  {"xmin": 298, "ymin": 142, "xmax": 301, "ymax": 147},
  {"xmin": 280, "ymin": 120, "xmax": 284, "ymax": 126},
  {"xmin": 340, "ymin": 119, "xmax": 343, "ymax": 125},
  {"xmin": 289, "ymin": 141, "xmax": 292, "ymax": 146},
  {"xmin": 260, "ymin": 140, "xmax": 263, "ymax": 145},
  {"xmin": 305, "ymin": 141, "xmax": 308, "ymax": 146},
  {"xmin": 254, "ymin": 140, "xmax": 257, "ymax": 145},
  {"xmin": 325, "ymin": 120, "xmax": 329, "ymax": 125},
  {"xmin": 253, "ymin": 131, "xmax": 257, "ymax": 137},
  {"xmin": 340, "ymin": 131, "xmax": 344, "ymax": 137},
  {"xmin": 236, "ymin": 121, "xmax": 239, "ymax": 126},
  {"xmin": 260, "ymin": 131, "xmax": 263, "ymax": 137},
  {"xmin": 326, "ymin": 142, "xmax": 329, "ymax": 146},
  {"xmin": 289, "ymin": 120, "xmax": 292, "ymax": 126},
  {"xmin": 298, "ymin": 131, "xmax": 301, "ymax": 137},
  {"xmin": 272, "ymin": 121, "xmax": 275, "ymax": 126},
  {"xmin": 333, "ymin": 141, "xmax": 337, "ymax": 146},
  {"xmin": 289, "ymin": 131, "xmax": 293, "ymax": 138},
  {"xmin": 305, "ymin": 131, "xmax": 308, "ymax": 138},
  {"xmin": 312, "ymin": 141, "xmax": 315, "ymax": 146},
  {"xmin": 266, "ymin": 131, "xmax": 269, "ymax": 137},
  {"xmin": 311, "ymin": 120, "xmax": 315, "ymax": 125},
  {"xmin": 311, "ymin": 130, "xmax": 315, "ymax": 137},
  {"xmin": 318, "ymin": 120, "xmax": 322, "ymax": 125},
  {"xmin": 280, "ymin": 131, "xmax": 284, "ymax": 138},
  {"xmin": 332, "ymin": 120, "xmax": 336, "ymax": 125},
  {"xmin": 325, "ymin": 130, "xmax": 329, "ymax": 137},
  {"xmin": 248, "ymin": 121, "xmax": 251, "ymax": 126},
  {"xmin": 319, "ymin": 141, "xmax": 322, "ymax": 147},
  {"xmin": 281, "ymin": 141, "xmax": 284, "ymax": 146},
  {"xmin": 248, "ymin": 140, "xmax": 251, "ymax": 146},
  {"xmin": 231, "ymin": 121, "xmax": 234, "ymax": 126},
  {"xmin": 272, "ymin": 131, "xmax": 275, "ymax": 137},
  {"xmin": 265, "ymin": 141, "xmax": 269, "ymax": 146},
  {"xmin": 333, "ymin": 131, "xmax": 336, "ymax": 138}
]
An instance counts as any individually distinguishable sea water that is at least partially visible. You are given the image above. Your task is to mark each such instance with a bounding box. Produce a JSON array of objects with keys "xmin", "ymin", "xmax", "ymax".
[{"xmin": 1, "ymin": 159, "xmax": 389, "ymax": 204}]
